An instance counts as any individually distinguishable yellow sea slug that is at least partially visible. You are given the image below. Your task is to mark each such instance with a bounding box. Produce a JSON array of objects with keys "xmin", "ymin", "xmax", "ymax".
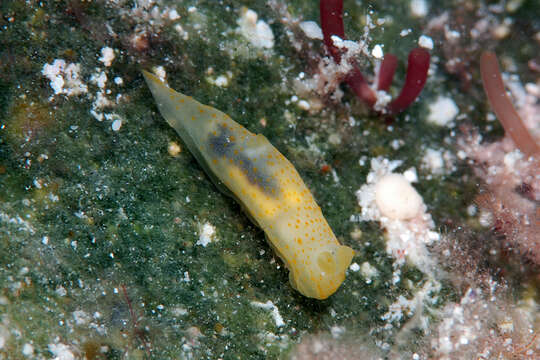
[{"xmin": 142, "ymin": 70, "xmax": 354, "ymax": 299}]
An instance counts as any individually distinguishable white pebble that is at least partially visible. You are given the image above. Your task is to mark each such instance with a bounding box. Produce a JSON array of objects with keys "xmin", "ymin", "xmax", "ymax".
[
  {"xmin": 111, "ymin": 119, "xmax": 122, "ymax": 131},
  {"xmin": 297, "ymin": 99, "xmax": 310, "ymax": 110}
]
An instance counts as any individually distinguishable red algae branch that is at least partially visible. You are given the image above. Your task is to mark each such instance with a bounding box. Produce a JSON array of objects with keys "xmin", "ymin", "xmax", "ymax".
[
  {"xmin": 388, "ymin": 48, "xmax": 430, "ymax": 114},
  {"xmin": 319, "ymin": 0, "xmax": 345, "ymax": 63},
  {"xmin": 480, "ymin": 51, "xmax": 540, "ymax": 158},
  {"xmin": 377, "ymin": 54, "xmax": 398, "ymax": 92},
  {"xmin": 319, "ymin": 0, "xmax": 430, "ymax": 114},
  {"xmin": 319, "ymin": 0, "xmax": 377, "ymax": 107}
]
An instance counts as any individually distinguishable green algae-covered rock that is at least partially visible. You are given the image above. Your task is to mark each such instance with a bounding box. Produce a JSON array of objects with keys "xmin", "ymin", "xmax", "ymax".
[{"xmin": 1, "ymin": 0, "xmax": 538, "ymax": 359}]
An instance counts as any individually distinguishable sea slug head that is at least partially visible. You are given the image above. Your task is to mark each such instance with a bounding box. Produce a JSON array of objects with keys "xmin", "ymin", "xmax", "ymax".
[{"xmin": 289, "ymin": 243, "xmax": 354, "ymax": 300}]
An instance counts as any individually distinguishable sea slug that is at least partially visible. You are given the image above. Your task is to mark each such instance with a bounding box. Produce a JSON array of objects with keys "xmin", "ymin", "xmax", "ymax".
[{"xmin": 143, "ymin": 70, "xmax": 354, "ymax": 299}]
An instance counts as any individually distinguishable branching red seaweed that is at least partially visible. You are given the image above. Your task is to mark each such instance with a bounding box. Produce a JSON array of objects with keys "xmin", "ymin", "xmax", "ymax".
[
  {"xmin": 319, "ymin": 0, "xmax": 376, "ymax": 106},
  {"xmin": 388, "ymin": 48, "xmax": 431, "ymax": 114},
  {"xmin": 319, "ymin": 0, "xmax": 345, "ymax": 63},
  {"xmin": 345, "ymin": 68, "xmax": 377, "ymax": 107},
  {"xmin": 480, "ymin": 51, "xmax": 540, "ymax": 158},
  {"xmin": 319, "ymin": 0, "xmax": 430, "ymax": 114},
  {"xmin": 377, "ymin": 54, "xmax": 398, "ymax": 91}
]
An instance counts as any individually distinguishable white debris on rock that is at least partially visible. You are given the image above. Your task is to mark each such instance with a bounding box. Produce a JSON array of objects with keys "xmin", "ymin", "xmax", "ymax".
[
  {"xmin": 403, "ymin": 167, "xmax": 418, "ymax": 183},
  {"xmin": 22, "ymin": 343, "xmax": 34, "ymax": 357},
  {"xmin": 168, "ymin": 9, "xmax": 180, "ymax": 21},
  {"xmin": 381, "ymin": 279, "xmax": 441, "ymax": 327},
  {"xmin": 421, "ymin": 147, "xmax": 457, "ymax": 177},
  {"xmin": 292, "ymin": 33, "xmax": 368, "ymax": 103},
  {"xmin": 349, "ymin": 262, "xmax": 360, "ymax": 272},
  {"xmin": 353, "ymin": 157, "xmax": 440, "ymax": 272},
  {"xmin": 428, "ymin": 285, "xmax": 539, "ymax": 359},
  {"xmin": 360, "ymin": 262, "xmax": 378, "ymax": 284},
  {"xmin": 371, "ymin": 44, "xmax": 384, "ymax": 59},
  {"xmin": 72, "ymin": 310, "xmax": 90, "ymax": 325},
  {"xmin": 90, "ymin": 70, "xmax": 107, "ymax": 89},
  {"xmin": 98, "ymin": 47, "xmax": 115, "ymax": 67},
  {"xmin": 410, "ymin": 0, "xmax": 429, "ymax": 18},
  {"xmin": 427, "ymin": 96, "xmax": 459, "ymax": 127},
  {"xmin": 251, "ymin": 300, "xmax": 285, "ymax": 327},
  {"xmin": 400, "ymin": 28, "xmax": 412, "ymax": 37},
  {"xmin": 196, "ymin": 222, "xmax": 216, "ymax": 247},
  {"xmin": 422, "ymin": 148, "xmax": 444, "ymax": 176},
  {"xmin": 504, "ymin": 73, "xmax": 540, "ymax": 140},
  {"xmin": 331, "ymin": 35, "xmax": 363, "ymax": 58},
  {"xmin": 0, "ymin": 324, "xmax": 9, "ymax": 350},
  {"xmin": 48, "ymin": 343, "xmax": 75, "ymax": 360},
  {"xmin": 299, "ymin": 21, "xmax": 323, "ymax": 40},
  {"xmin": 373, "ymin": 90, "xmax": 392, "ymax": 112},
  {"xmin": 237, "ymin": 8, "xmax": 274, "ymax": 49},
  {"xmin": 153, "ymin": 65, "xmax": 167, "ymax": 82},
  {"xmin": 214, "ymin": 75, "xmax": 229, "ymax": 87},
  {"xmin": 207, "ymin": 71, "xmax": 233, "ymax": 88},
  {"xmin": 418, "ymin": 35, "xmax": 434, "ymax": 49},
  {"xmin": 42, "ymin": 59, "xmax": 88, "ymax": 96}
]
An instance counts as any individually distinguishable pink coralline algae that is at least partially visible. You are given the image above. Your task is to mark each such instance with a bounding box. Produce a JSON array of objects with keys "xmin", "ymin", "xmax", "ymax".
[
  {"xmin": 459, "ymin": 51, "xmax": 540, "ymax": 267},
  {"xmin": 319, "ymin": 0, "xmax": 430, "ymax": 114}
]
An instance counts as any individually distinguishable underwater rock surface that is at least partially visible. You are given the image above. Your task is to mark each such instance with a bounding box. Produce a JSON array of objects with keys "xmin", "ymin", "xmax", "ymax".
[{"xmin": 0, "ymin": 0, "xmax": 538, "ymax": 358}]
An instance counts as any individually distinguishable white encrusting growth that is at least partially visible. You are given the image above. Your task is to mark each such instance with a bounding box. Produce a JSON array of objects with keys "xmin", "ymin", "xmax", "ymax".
[
  {"xmin": 374, "ymin": 174, "xmax": 422, "ymax": 220},
  {"xmin": 360, "ymin": 262, "xmax": 378, "ymax": 284},
  {"xmin": 196, "ymin": 222, "xmax": 216, "ymax": 247},
  {"xmin": 421, "ymin": 148, "xmax": 456, "ymax": 176},
  {"xmin": 22, "ymin": 343, "xmax": 34, "ymax": 357},
  {"xmin": 410, "ymin": 0, "xmax": 429, "ymax": 18},
  {"xmin": 48, "ymin": 343, "xmax": 75, "ymax": 360},
  {"xmin": 42, "ymin": 56, "xmax": 126, "ymax": 131},
  {"xmin": 237, "ymin": 8, "xmax": 274, "ymax": 49},
  {"xmin": 427, "ymin": 96, "xmax": 459, "ymax": 127},
  {"xmin": 353, "ymin": 157, "xmax": 440, "ymax": 272},
  {"xmin": 381, "ymin": 279, "xmax": 441, "ymax": 326},
  {"xmin": 98, "ymin": 47, "xmax": 115, "ymax": 67},
  {"xmin": 251, "ymin": 300, "xmax": 285, "ymax": 327},
  {"xmin": 42, "ymin": 59, "xmax": 88, "ymax": 96}
]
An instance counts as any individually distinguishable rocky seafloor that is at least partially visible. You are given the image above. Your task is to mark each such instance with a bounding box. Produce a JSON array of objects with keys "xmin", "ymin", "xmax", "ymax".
[{"xmin": 0, "ymin": 0, "xmax": 539, "ymax": 359}]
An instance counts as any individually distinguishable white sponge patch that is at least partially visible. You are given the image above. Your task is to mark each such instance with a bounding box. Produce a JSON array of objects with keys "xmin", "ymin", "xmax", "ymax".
[{"xmin": 375, "ymin": 174, "xmax": 422, "ymax": 220}]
